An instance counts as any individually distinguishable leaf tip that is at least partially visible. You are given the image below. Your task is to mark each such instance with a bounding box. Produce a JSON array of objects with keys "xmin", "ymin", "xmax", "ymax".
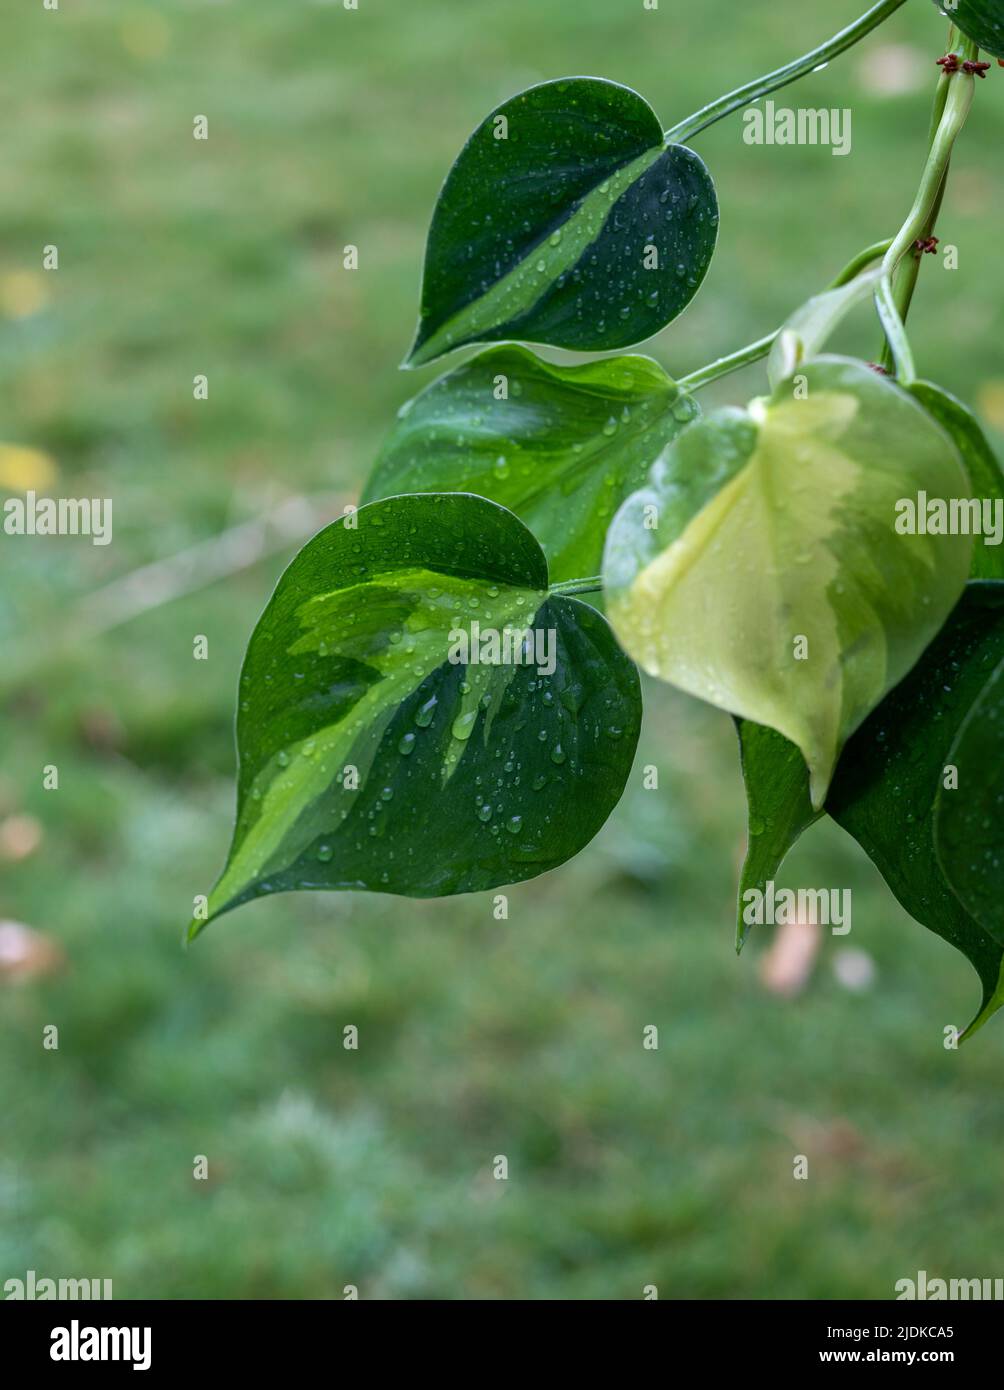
[
  {"xmin": 807, "ymin": 751, "xmax": 834, "ymax": 814},
  {"xmin": 402, "ymin": 326, "xmax": 435, "ymax": 371}
]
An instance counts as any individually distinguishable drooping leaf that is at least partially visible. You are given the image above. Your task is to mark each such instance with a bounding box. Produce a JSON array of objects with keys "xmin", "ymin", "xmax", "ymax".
[
  {"xmin": 910, "ymin": 380, "xmax": 1004, "ymax": 580},
  {"xmin": 194, "ymin": 493, "xmax": 641, "ymax": 934},
  {"xmin": 828, "ymin": 582, "xmax": 1004, "ymax": 1038},
  {"xmin": 935, "ymin": 656, "xmax": 1004, "ymax": 940},
  {"xmin": 406, "ymin": 77, "xmax": 718, "ymax": 368},
  {"xmin": 930, "ymin": 0, "xmax": 1004, "ymax": 58},
  {"xmin": 725, "ymin": 389, "xmax": 998, "ymax": 943},
  {"xmin": 364, "ymin": 344, "xmax": 699, "ymax": 583},
  {"xmin": 735, "ymin": 720, "xmax": 822, "ymax": 950},
  {"xmin": 604, "ymin": 356, "xmax": 973, "ymax": 809}
]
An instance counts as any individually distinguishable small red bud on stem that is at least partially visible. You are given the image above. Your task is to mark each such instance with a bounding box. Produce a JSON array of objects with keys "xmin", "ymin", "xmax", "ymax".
[{"xmin": 936, "ymin": 55, "xmax": 990, "ymax": 77}]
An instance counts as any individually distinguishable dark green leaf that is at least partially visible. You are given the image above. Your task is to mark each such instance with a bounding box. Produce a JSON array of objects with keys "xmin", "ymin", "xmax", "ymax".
[
  {"xmin": 910, "ymin": 380, "xmax": 1004, "ymax": 580},
  {"xmin": 364, "ymin": 344, "xmax": 699, "ymax": 583},
  {"xmin": 935, "ymin": 656, "xmax": 1004, "ymax": 939},
  {"xmin": 194, "ymin": 493, "xmax": 641, "ymax": 934},
  {"xmin": 930, "ymin": 0, "xmax": 1004, "ymax": 59},
  {"xmin": 735, "ymin": 720, "xmax": 822, "ymax": 950},
  {"xmin": 407, "ymin": 77, "xmax": 718, "ymax": 368},
  {"xmin": 827, "ymin": 581, "xmax": 1004, "ymax": 1038}
]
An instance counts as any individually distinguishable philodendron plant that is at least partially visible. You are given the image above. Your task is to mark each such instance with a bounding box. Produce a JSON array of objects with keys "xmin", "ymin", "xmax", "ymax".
[{"xmin": 195, "ymin": 1, "xmax": 1004, "ymax": 1040}]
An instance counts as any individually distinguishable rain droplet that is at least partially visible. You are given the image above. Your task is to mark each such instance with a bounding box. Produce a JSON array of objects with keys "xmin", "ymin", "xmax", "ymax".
[
  {"xmin": 452, "ymin": 710, "xmax": 478, "ymax": 740},
  {"xmin": 414, "ymin": 694, "xmax": 438, "ymax": 727}
]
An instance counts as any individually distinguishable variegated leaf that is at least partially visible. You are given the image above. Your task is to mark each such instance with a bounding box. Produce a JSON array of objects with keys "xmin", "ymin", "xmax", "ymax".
[{"xmin": 406, "ymin": 78, "xmax": 718, "ymax": 368}]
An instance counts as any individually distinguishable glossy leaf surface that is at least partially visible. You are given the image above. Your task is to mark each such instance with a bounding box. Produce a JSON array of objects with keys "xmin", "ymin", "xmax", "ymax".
[
  {"xmin": 605, "ymin": 357, "xmax": 972, "ymax": 808},
  {"xmin": 196, "ymin": 494, "xmax": 641, "ymax": 933},
  {"xmin": 911, "ymin": 380, "xmax": 1004, "ymax": 581},
  {"xmin": 935, "ymin": 656, "xmax": 1004, "ymax": 940},
  {"xmin": 735, "ymin": 720, "xmax": 822, "ymax": 949},
  {"xmin": 365, "ymin": 344, "xmax": 699, "ymax": 582},
  {"xmin": 407, "ymin": 78, "xmax": 718, "ymax": 367},
  {"xmin": 829, "ymin": 582, "xmax": 1004, "ymax": 1037},
  {"xmin": 930, "ymin": 0, "xmax": 1004, "ymax": 58}
]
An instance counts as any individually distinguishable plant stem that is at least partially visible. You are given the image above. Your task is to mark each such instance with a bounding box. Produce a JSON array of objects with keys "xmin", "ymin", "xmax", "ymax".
[
  {"xmin": 549, "ymin": 575, "xmax": 604, "ymax": 598},
  {"xmin": 897, "ymin": 169, "xmax": 949, "ymax": 320},
  {"xmin": 664, "ymin": 0, "xmax": 909, "ymax": 144},
  {"xmin": 877, "ymin": 35, "xmax": 959, "ymax": 368},
  {"xmin": 875, "ymin": 41, "xmax": 978, "ymax": 381},
  {"xmin": 677, "ymin": 333, "xmax": 778, "ymax": 391},
  {"xmin": 678, "ymin": 238, "xmax": 893, "ymax": 392},
  {"xmin": 831, "ymin": 238, "xmax": 895, "ymax": 287}
]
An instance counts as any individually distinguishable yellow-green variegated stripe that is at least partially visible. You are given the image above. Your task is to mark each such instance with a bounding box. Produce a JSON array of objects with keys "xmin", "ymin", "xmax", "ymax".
[{"xmin": 604, "ymin": 357, "xmax": 973, "ymax": 808}]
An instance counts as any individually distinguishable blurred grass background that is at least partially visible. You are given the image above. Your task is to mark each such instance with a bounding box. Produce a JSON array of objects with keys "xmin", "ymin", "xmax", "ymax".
[{"xmin": 2, "ymin": 0, "xmax": 1004, "ymax": 1300}]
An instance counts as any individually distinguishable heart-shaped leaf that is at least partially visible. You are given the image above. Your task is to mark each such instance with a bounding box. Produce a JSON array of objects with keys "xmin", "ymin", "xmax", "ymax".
[
  {"xmin": 910, "ymin": 380, "xmax": 1004, "ymax": 580},
  {"xmin": 828, "ymin": 582, "xmax": 1004, "ymax": 1038},
  {"xmin": 406, "ymin": 77, "xmax": 718, "ymax": 368},
  {"xmin": 935, "ymin": 656, "xmax": 1004, "ymax": 939},
  {"xmin": 604, "ymin": 356, "xmax": 972, "ymax": 808},
  {"xmin": 364, "ymin": 344, "xmax": 699, "ymax": 583},
  {"xmin": 194, "ymin": 493, "xmax": 642, "ymax": 935},
  {"xmin": 930, "ymin": 0, "xmax": 1004, "ymax": 59}
]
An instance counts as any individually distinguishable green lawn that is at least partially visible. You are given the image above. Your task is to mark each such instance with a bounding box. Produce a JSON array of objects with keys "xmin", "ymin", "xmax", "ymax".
[{"xmin": 2, "ymin": 0, "xmax": 1004, "ymax": 1299}]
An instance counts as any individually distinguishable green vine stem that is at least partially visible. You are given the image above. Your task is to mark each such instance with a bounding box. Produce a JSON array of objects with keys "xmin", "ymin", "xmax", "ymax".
[
  {"xmin": 549, "ymin": 575, "xmax": 604, "ymax": 598},
  {"xmin": 878, "ymin": 27, "xmax": 962, "ymax": 367},
  {"xmin": 664, "ymin": 0, "xmax": 909, "ymax": 145},
  {"xmin": 676, "ymin": 331, "xmax": 778, "ymax": 392},
  {"xmin": 875, "ymin": 45, "xmax": 978, "ymax": 382},
  {"xmin": 831, "ymin": 238, "xmax": 896, "ymax": 288},
  {"xmin": 678, "ymin": 238, "xmax": 893, "ymax": 393}
]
